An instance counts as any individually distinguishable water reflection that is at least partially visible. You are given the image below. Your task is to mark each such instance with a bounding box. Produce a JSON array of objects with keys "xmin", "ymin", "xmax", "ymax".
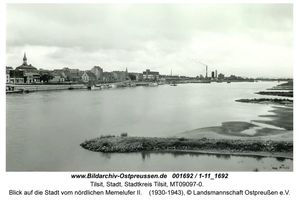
[
  {"xmin": 99, "ymin": 153, "xmax": 112, "ymax": 160},
  {"xmin": 141, "ymin": 152, "xmax": 151, "ymax": 161},
  {"xmin": 255, "ymin": 156, "xmax": 263, "ymax": 161},
  {"xmin": 276, "ymin": 157, "xmax": 287, "ymax": 162},
  {"xmin": 215, "ymin": 154, "xmax": 231, "ymax": 160},
  {"xmin": 110, "ymin": 150, "xmax": 291, "ymax": 167}
]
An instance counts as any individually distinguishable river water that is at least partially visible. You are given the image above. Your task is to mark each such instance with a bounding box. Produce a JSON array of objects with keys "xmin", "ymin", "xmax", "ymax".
[{"xmin": 6, "ymin": 81, "xmax": 292, "ymax": 171}]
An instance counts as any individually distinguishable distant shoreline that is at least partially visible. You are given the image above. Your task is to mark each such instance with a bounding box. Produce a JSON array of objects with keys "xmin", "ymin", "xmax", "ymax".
[{"xmin": 6, "ymin": 80, "xmax": 283, "ymax": 94}]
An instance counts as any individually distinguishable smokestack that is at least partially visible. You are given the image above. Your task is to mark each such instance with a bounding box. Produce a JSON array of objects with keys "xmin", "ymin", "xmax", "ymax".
[{"xmin": 205, "ymin": 65, "xmax": 208, "ymax": 78}]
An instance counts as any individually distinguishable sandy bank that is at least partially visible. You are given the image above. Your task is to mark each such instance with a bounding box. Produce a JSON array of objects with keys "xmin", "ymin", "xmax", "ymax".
[{"xmin": 177, "ymin": 102, "xmax": 293, "ymax": 142}]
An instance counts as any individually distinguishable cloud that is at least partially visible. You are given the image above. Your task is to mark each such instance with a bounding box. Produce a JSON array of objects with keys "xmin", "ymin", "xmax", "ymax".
[{"xmin": 6, "ymin": 4, "xmax": 293, "ymax": 78}]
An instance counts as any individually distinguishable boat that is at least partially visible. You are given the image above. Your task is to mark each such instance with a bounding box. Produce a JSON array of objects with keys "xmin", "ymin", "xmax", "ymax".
[
  {"xmin": 100, "ymin": 84, "xmax": 109, "ymax": 89},
  {"xmin": 170, "ymin": 82, "xmax": 177, "ymax": 86},
  {"xmin": 111, "ymin": 84, "xmax": 117, "ymax": 88},
  {"xmin": 148, "ymin": 82, "xmax": 158, "ymax": 87},
  {"xmin": 128, "ymin": 83, "xmax": 137, "ymax": 87},
  {"xmin": 91, "ymin": 85, "xmax": 101, "ymax": 90}
]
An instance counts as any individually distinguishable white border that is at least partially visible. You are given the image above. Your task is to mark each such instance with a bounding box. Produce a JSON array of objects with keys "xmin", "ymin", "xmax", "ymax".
[{"xmin": 1, "ymin": 0, "xmax": 298, "ymax": 199}]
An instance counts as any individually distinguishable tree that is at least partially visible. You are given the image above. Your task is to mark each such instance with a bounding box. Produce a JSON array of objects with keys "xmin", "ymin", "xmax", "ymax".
[
  {"xmin": 128, "ymin": 74, "xmax": 136, "ymax": 81},
  {"xmin": 40, "ymin": 74, "xmax": 54, "ymax": 83}
]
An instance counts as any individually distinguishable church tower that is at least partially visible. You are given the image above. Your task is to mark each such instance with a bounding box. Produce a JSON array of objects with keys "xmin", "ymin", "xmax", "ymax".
[{"xmin": 23, "ymin": 52, "xmax": 28, "ymax": 65}]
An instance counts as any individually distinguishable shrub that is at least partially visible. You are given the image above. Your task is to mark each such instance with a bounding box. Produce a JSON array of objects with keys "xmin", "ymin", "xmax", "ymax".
[{"xmin": 121, "ymin": 132, "xmax": 128, "ymax": 137}]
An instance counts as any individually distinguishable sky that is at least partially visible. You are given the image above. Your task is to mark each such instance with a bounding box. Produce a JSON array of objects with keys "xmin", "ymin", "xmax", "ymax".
[{"xmin": 6, "ymin": 4, "xmax": 293, "ymax": 78}]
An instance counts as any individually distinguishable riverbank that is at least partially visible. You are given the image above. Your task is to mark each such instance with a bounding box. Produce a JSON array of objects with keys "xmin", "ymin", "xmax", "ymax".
[
  {"xmin": 6, "ymin": 83, "xmax": 87, "ymax": 93},
  {"xmin": 5, "ymin": 79, "xmax": 266, "ymax": 94},
  {"xmin": 267, "ymin": 80, "xmax": 293, "ymax": 90},
  {"xmin": 236, "ymin": 80, "xmax": 293, "ymax": 104},
  {"xmin": 254, "ymin": 106, "xmax": 293, "ymax": 130},
  {"xmin": 234, "ymin": 80, "xmax": 293, "ymax": 130},
  {"xmin": 181, "ymin": 81, "xmax": 293, "ymax": 140},
  {"xmin": 177, "ymin": 120, "xmax": 292, "ymax": 142},
  {"xmin": 255, "ymin": 91, "xmax": 293, "ymax": 97},
  {"xmin": 80, "ymin": 136, "xmax": 292, "ymax": 159},
  {"xmin": 235, "ymin": 98, "xmax": 293, "ymax": 105}
]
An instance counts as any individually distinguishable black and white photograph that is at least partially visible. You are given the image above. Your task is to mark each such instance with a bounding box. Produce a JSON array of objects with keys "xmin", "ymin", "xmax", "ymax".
[{"xmin": 5, "ymin": 3, "xmax": 293, "ymax": 172}]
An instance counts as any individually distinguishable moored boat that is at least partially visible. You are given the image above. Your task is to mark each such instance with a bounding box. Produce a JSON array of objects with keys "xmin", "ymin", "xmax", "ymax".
[{"xmin": 149, "ymin": 82, "xmax": 158, "ymax": 87}]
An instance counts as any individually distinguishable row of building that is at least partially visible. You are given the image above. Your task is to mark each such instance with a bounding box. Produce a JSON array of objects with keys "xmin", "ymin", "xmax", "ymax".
[
  {"xmin": 6, "ymin": 53, "xmax": 246, "ymax": 85},
  {"xmin": 6, "ymin": 53, "xmax": 164, "ymax": 84}
]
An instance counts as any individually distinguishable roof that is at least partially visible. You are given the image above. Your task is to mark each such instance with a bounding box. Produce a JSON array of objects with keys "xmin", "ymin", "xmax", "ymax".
[
  {"xmin": 143, "ymin": 71, "xmax": 159, "ymax": 75},
  {"xmin": 9, "ymin": 70, "xmax": 24, "ymax": 78},
  {"xmin": 84, "ymin": 71, "xmax": 97, "ymax": 80},
  {"xmin": 51, "ymin": 71, "xmax": 65, "ymax": 77},
  {"xmin": 24, "ymin": 72, "xmax": 40, "ymax": 76},
  {"xmin": 16, "ymin": 64, "xmax": 37, "ymax": 71}
]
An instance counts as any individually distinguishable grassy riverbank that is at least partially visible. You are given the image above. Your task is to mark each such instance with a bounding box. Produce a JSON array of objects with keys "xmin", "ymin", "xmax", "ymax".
[
  {"xmin": 235, "ymin": 98, "xmax": 293, "ymax": 105},
  {"xmin": 255, "ymin": 91, "xmax": 293, "ymax": 97},
  {"xmin": 80, "ymin": 136, "xmax": 292, "ymax": 159}
]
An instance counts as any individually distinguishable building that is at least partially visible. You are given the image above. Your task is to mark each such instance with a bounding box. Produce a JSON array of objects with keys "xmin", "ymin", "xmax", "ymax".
[
  {"xmin": 16, "ymin": 53, "xmax": 38, "ymax": 73},
  {"xmin": 218, "ymin": 73, "xmax": 225, "ymax": 80},
  {"xmin": 102, "ymin": 72, "xmax": 115, "ymax": 82},
  {"xmin": 91, "ymin": 66, "xmax": 103, "ymax": 81},
  {"xmin": 49, "ymin": 71, "xmax": 65, "ymax": 83},
  {"xmin": 82, "ymin": 71, "xmax": 97, "ymax": 83},
  {"xmin": 112, "ymin": 71, "xmax": 128, "ymax": 82},
  {"xmin": 62, "ymin": 68, "xmax": 82, "ymax": 82},
  {"xmin": 164, "ymin": 75, "xmax": 180, "ymax": 82},
  {"xmin": 24, "ymin": 72, "xmax": 41, "ymax": 83},
  {"xmin": 6, "ymin": 71, "xmax": 10, "ymax": 83},
  {"xmin": 6, "ymin": 66, "xmax": 13, "ymax": 83},
  {"xmin": 9, "ymin": 70, "xmax": 25, "ymax": 84},
  {"xmin": 128, "ymin": 72, "xmax": 142, "ymax": 81},
  {"xmin": 39, "ymin": 70, "xmax": 53, "ymax": 83},
  {"xmin": 142, "ymin": 69, "xmax": 159, "ymax": 81},
  {"xmin": 15, "ymin": 53, "xmax": 40, "ymax": 83}
]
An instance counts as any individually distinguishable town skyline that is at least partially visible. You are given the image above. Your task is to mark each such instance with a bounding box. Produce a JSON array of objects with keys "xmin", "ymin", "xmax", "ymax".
[
  {"xmin": 6, "ymin": 51, "xmax": 291, "ymax": 79},
  {"xmin": 6, "ymin": 4, "xmax": 293, "ymax": 78}
]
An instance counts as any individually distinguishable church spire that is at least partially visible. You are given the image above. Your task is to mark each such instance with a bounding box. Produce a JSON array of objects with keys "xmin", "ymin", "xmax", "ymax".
[{"xmin": 23, "ymin": 52, "xmax": 27, "ymax": 65}]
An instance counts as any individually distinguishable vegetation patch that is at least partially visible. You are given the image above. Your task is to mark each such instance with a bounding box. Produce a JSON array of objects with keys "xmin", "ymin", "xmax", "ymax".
[
  {"xmin": 80, "ymin": 136, "xmax": 293, "ymax": 158},
  {"xmin": 235, "ymin": 98, "xmax": 293, "ymax": 105}
]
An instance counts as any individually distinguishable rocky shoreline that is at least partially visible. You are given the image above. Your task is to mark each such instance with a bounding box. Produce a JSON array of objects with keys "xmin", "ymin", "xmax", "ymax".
[{"xmin": 80, "ymin": 136, "xmax": 293, "ymax": 158}]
